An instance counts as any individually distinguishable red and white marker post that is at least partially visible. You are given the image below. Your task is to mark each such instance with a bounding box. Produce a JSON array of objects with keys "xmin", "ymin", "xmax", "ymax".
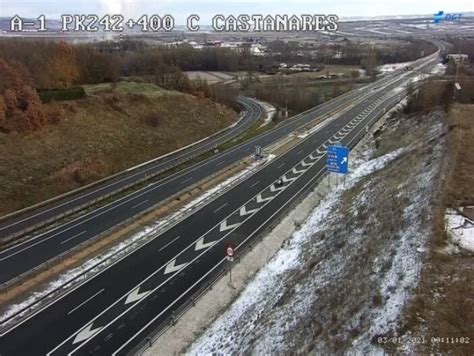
[{"xmin": 226, "ymin": 244, "xmax": 235, "ymax": 285}]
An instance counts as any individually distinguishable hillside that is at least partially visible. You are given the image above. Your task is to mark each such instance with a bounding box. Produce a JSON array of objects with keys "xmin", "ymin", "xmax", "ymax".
[{"xmin": 0, "ymin": 82, "xmax": 236, "ymax": 215}]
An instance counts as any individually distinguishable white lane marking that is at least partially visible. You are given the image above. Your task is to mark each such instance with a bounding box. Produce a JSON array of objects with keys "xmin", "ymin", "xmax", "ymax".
[
  {"xmin": 250, "ymin": 180, "xmax": 261, "ymax": 188},
  {"xmin": 67, "ymin": 289, "xmax": 104, "ymax": 315},
  {"xmin": 0, "ymin": 228, "xmax": 84, "ymax": 261},
  {"xmin": 297, "ymin": 149, "xmax": 304, "ymax": 155},
  {"xmin": 215, "ymin": 160, "xmax": 226, "ymax": 167},
  {"xmin": 60, "ymin": 231, "xmax": 87, "ymax": 246},
  {"xmin": 213, "ymin": 202, "xmax": 228, "ymax": 214},
  {"xmin": 277, "ymin": 162, "xmax": 286, "ymax": 169},
  {"xmin": 131, "ymin": 200, "xmax": 148, "ymax": 210},
  {"xmin": 158, "ymin": 235, "xmax": 181, "ymax": 252},
  {"xmin": 180, "ymin": 177, "xmax": 193, "ymax": 185}
]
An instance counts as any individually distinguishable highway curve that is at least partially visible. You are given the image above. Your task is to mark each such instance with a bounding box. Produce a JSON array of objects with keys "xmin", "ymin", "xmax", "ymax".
[{"xmin": 0, "ymin": 96, "xmax": 262, "ymax": 241}]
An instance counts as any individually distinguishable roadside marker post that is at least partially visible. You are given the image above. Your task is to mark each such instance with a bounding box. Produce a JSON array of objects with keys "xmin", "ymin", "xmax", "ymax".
[{"xmin": 226, "ymin": 244, "xmax": 235, "ymax": 286}]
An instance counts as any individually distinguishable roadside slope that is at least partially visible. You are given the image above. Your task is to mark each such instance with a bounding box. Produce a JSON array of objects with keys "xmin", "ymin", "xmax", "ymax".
[
  {"xmin": 187, "ymin": 108, "xmax": 448, "ymax": 354},
  {"xmin": 0, "ymin": 82, "xmax": 236, "ymax": 215}
]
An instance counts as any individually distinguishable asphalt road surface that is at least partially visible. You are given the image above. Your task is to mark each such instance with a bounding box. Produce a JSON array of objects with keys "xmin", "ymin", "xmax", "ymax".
[{"xmin": 0, "ymin": 51, "xmax": 439, "ymax": 355}]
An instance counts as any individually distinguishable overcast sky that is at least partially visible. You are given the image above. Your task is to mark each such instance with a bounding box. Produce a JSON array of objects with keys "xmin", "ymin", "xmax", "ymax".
[{"xmin": 1, "ymin": 0, "xmax": 473, "ymax": 24}]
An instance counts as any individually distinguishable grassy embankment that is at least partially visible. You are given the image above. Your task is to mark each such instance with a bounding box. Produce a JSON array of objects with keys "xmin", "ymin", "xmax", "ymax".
[{"xmin": 0, "ymin": 82, "xmax": 236, "ymax": 215}]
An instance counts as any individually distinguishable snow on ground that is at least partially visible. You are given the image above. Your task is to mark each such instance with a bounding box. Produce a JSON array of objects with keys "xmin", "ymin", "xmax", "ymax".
[
  {"xmin": 0, "ymin": 155, "xmax": 270, "ymax": 325},
  {"xmin": 189, "ymin": 112, "xmax": 444, "ymax": 355},
  {"xmin": 431, "ymin": 63, "xmax": 446, "ymax": 75},
  {"xmin": 296, "ymin": 118, "xmax": 334, "ymax": 138},
  {"xmin": 255, "ymin": 100, "xmax": 276, "ymax": 128},
  {"xmin": 377, "ymin": 61, "xmax": 413, "ymax": 74},
  {"xmin": 445, "ymin": 209, "xmax": 474, "ymax": 252}
]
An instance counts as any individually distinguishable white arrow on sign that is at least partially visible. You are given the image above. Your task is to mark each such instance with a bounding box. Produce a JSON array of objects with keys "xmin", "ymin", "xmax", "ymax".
[
  {"xmin": 125, "ymin": 287, "xmax": 150, "ymax": 305},
  {"xmin": 195, "ymin": 237, "xmax": 217, "ymax": 251},
  {"xmin": 164, "ymin": 259, "xmax": 186, "ymax": 275},
  {"xmin": 219, "ymin": 220, "xmax": 240, "ymax": 232},
  {"xmin": 73, "ymin": 323, "xmax": 103, "ymax": 344},
  {"xmin": 341, "ymin": 157, "xmax": 347, "ymax": 165},
  {"xmin": 239, "ymin": 205, "xmax": 259, "ymax": 216}
]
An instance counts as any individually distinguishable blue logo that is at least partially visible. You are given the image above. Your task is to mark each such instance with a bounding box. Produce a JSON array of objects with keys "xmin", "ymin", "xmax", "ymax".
[
  {"xmin": 433, "ymin": 10, "xmax": 462, "ymax": 23},
  {"xmin": 434, "ymin": 11, "xmax": 444, "ymax": 23}
]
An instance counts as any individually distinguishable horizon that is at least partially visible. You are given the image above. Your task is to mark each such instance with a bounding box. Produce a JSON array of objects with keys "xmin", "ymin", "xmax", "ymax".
[{"xmin": 1, "ymin": 0, "xmax": 473, "ymax": 25}]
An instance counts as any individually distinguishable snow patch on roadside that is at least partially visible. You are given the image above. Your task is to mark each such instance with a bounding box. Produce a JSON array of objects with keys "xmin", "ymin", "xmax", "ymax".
[
  {"xmin": 445, "ymin": 209, "xmax": 474, "ymax": 252},
  {"xmin": 255, "ymin": 100, "xmax": 276, "ymax": 127}
]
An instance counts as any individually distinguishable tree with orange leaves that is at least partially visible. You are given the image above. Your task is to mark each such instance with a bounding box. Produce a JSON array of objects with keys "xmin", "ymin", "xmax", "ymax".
[
  {"xmin": 48, "ymin": 41, "xmax": 79, "ymax": 88},
  {"xmin": 0, "ymin": 59, "xmax": 47, "ymax": 133}
]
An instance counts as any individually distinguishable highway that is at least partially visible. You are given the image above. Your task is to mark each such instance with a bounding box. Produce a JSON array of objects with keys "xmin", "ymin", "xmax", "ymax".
[
  {"xmin": 0, "ymin": 97, "xmax": 262, "ymax": 241},
  {"xmin": 0, "ymin": 54, "xmax": 433, "ymax": 287},
  {"xmin": 0, "ymin": 50, "xmax": 440, "ymax": 356}
]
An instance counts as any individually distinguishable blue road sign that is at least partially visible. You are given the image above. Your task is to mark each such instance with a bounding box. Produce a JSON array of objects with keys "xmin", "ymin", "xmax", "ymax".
[{"xmin": 326, "ymin": 145, "xmax": 349, "ymax": 174}]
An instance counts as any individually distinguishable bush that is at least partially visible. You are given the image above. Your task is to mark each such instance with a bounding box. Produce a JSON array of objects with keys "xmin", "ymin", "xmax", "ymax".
[{"xmin": 37, "ymin": 87, "xmax": 86, "ymax": 103}]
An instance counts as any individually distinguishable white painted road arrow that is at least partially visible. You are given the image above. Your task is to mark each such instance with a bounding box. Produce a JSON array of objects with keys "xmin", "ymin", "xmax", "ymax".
[
  {"xmin": 256, "ymin": 193, "xmax": 273, "ymax": 204},
  {"xmin": 270, "ymin": 184, "xmax": 285, "ymax": 193},
  {"xmin": 281, "ymin": 175, "xmax": 297, "ymax": 183},
  {"xmin": 239, "ymin": 205, "xmax": 259, "ymax": 216},
  {"xmin": 164, "ymin": 259, "xmax": 187, "ymax": 275},
  {"xmin": 195, "ymin": 237, "xmax": 217, "ymax": 251},
  {"xmin": 73, "ymin": 323, "xmax": 103, "ymax": 345},
  {"xmin": 301, "ymin": 159, "xmax": 313, "ymax": 167},
  {"xmin": 125, "ymin": 287, "xmax": 150, "ymax": 305},
  {"xmin": 219, "ymin": 220, "xmax": 240, "ymax": 232},
  {"xmin": 292, "ymin": 167, "xmax": 305, "ymax": 175}
]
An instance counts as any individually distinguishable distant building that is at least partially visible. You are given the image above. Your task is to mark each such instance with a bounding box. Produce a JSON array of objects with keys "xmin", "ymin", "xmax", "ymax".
[
  {"xmin": 447, "ymin": 54, "xmax": 469, "ymax": 63},
  {"xmin": 290, "ymin": 63, "xmax": 311, "ymax": 72}
]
